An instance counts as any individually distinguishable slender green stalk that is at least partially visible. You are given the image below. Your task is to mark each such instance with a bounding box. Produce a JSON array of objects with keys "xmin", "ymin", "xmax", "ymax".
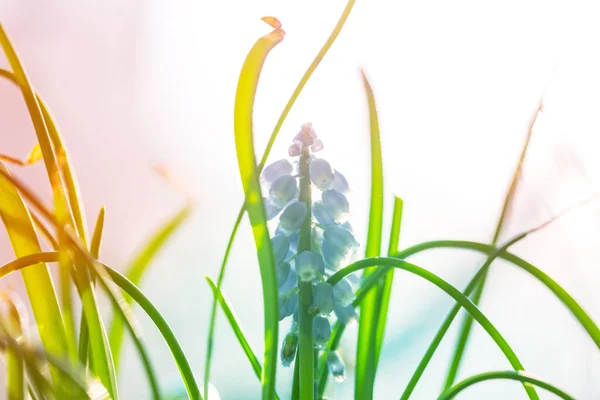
[
  {"xmin": 444, "ymin": 100, "xmax": 542, "ymax": 388},
  {"xmin": 438, "ymin": 371, "xmax": 575, "ymax": 400},
  {"xmin": 297, "ymin": 147, "xmax": 315, "ymax": 400},
  {"xmin": 205, "ymin": 1, "xmax": 357, "ymax": 395},
  {"xmin": 355, "ymin": 69, "xmax": 385, "ymax": 400}
]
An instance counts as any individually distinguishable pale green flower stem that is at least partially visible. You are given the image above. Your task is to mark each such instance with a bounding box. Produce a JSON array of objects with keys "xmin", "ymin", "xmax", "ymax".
[{"xmin": 297, "ymin": 147, "xmax": 315, "ymax": 400}]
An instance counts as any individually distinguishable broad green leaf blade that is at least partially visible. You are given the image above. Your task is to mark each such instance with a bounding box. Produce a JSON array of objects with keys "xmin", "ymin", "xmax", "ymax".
[
  {"xmin": 231, "ymin": 17, "xmax": 284, "ymax": 400},
  {"xmin": 0, "ymin": 162, "xmax": 69, "ymax": 387},
  {"xmin": 395, "ymin": 240, "xmax": 600, "ymax": 348},
  {"xmin": 438, "ymin": 371, "xmax": 575, "ymax": 400},
  {"xmin": 445, "ymin": 100, "xmax": 542, "ymax": 388},
  {"xmin": 374, "ymin": 196, "xmax": 403, "ymax": 365},
  {"xmin": 206, "ymin": 277, "xmax": 262, "ymax": 379},
  {"xmin": 205, "ymin": 2, "xmax": 357, "ymax": 396},
  {"xmin": 355, "ymin": 70, "xmax": 384, "ymax": 400},
  {"xmin": 327, "ymin": 257, "xmax": 539, "ymax": 400},
  {"xmin": 109, "ymin": 203, "xmax": 192, "ymax": 369}
]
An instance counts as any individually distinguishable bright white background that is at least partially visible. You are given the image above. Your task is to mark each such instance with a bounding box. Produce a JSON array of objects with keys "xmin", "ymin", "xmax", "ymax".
[{"xmin": 1, "ymin": 0, "xmax": 600, "ymax": 398}]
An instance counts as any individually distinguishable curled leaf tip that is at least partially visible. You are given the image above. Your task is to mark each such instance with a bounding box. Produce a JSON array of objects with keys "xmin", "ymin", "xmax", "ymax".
[
  {"xmin": 0, "ymin": 142, "xmax": 43, "ymax": 166},
  {"xmin": 261, "ymin": 16, "xmax": 282, "ymax": 30},
  {"xmin": 25, "ymin": 143, "xmax": 42, "ymax": 164}
]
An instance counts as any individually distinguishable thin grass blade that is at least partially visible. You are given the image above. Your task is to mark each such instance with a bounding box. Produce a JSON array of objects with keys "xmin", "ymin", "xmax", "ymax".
[
  {"xmin": 0, "ymin": 251, "xmax": 201, "ymax": 400},
  {"xmin": 374, "ymin": 196, "xmax": 403, "ymax": 366},
  {"xmin": 0, "ymin": 162, "xmax": 69, "ymax": 387},
  {"xmin": 79, "ymin": 206, "xmax": 106, "ymax": 365},
  {"xmin": 205, "ymin": 277, "xmax": 262, "ymax": 379},
  {"xmin": 327, "ymin": 257, "xmax": 539, "ymax": 400},
  {"xmin": 438, "ymin": 371, "xmax": 575, "ymax": 400},
  {"xmin": 109, "ymin": 203, "xmax": 192, "ymax": 369},
  {"xmin": 355, "ymin": 70, "xmax": 385, "ymax": 400},
  {"xmin": 445, "ymin": 100, "xmax": 542, "ymax": 388},
  {"xmin": 395, "ymin": 240, "xmax": 600, "ymax": 348},
  {"xmin": 230, "ymin": 17, "xmax": 285, "ymax": 400},
  {"xmin": 0, "ymin": 27, "xmax": 87, "ymax": 364},
  {"xmin": 1, "ymin": 295, "xmax": 26, "ymax": 400}
]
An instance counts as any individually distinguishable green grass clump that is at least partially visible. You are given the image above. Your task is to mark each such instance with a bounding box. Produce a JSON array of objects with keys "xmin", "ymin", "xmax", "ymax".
[{"xmin": 0, "ymin": 3, "xmax": 598, "ymax": 400}]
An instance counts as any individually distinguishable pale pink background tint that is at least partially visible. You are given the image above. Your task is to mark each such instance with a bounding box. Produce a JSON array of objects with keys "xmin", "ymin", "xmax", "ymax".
[{"xmin": 1, "ymin": 1, "xmax": 600, "ymax": 399}]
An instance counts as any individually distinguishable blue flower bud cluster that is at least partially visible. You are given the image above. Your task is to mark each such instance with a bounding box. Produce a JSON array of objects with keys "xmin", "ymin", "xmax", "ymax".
[{"xmin": 262, "ymin": 123, "xmax": 356, "ymax": 381}]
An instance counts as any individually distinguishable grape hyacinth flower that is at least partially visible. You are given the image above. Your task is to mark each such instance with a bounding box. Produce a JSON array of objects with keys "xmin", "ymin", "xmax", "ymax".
[
  {"xmin": 261, "ymin": 123, "xmax": 360, "ymax": 384},
  {"xmin": 326, "ymin": 351, "xmax": 347, "ymax": 382}
]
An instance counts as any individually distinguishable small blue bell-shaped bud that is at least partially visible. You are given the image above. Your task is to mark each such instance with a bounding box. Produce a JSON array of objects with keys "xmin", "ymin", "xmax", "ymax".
[
  {"xmin": 295, "ymin": 251, "xmax": 320, "ymax": 282},
  {"xmin": 313, "ymin": 316, "xmax": 331, "ymax": 348},
  {"xmin": 289, "ymin": 232, "xmax": 299, "ymax": 252},
  {"xmin": 322, "ymin": 240, "xmax": 345, "ymax": 268},
  {"xmin": 331, "ymin": 171, "xmax": 349, "ymax": 194},
  {"xmin": 312, "ymin": 201, "xmax": 335, "ymax": 226},
  {"xmin": 333, "ymin": 278, "xmax": 354, "ymax": 307},
  {"xmin": 312, "ymin": 250, "xmax": 325, "ymax": 275},
  {"xmin": 279, "ymin": 292, "xmax": 298, "ymax": 321},
  {"xmin": 276, "ymin": 262, "xmax": 291, "ymax": 288},
  {"xmin": 288, "ymin": 143, "xmax": 302, "ymax": 157},
  {"xmin": 294, "ymin": 123, "xmax": 317, "ymax": 147},
  {"xmin": 312, "ymin": 227, "xmax": 323, "ymax": 252},
  {"xmin": 279, "ymin": 268, "xmax": 298, "ymax": 293},
  {"xmin": 271, "ymin": 234, "xmax": 291, "ymax": 265},
  {"xmin": 326, "ymin": 351, "xmax": 346, "ymax": 382},
  {"xmin": 339, "ymin": 221, "xmax": 353, "ymax": 233},
  {"xmin": 281, "ymin": 331, "xmax": 299, "ymax": 367},
  {"xmin": 323, "ymin": 226, "xmax": 359, "ymax": 253},
  {"xmin": 262, "ymin": 159, "xmax": 293, "ymax": 186},
  {"xmin": 264, "ymin": 197, "xmax": 283, "ymax": 220},
  {"xmin": 322, "ymin": 190, "xmax": 349, "ymax": 222},
  {"xmin": 310, "ymin": 139, "xmax": 323, "ymax": 153},
  {"xmin": 310, "ymin": 282, "xmax": 334, "ymax": 316},
  {"xmin": 309, "ymin": 159, "xmax": 334, "ymax": 190},
  {"xmin": 279, "ymin": 202, "xmax": 307, "ymax": 234},
  {"xmin": 334, "ymin": 305, "xmax": 357, "ymax": 326},
  {"xmin": 321, "ymin": 226, "xmax": 359, "ymax": 268},
  {"xmin": 270, "ymin": 175, "xmax": 299, "ymax": 208}
]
